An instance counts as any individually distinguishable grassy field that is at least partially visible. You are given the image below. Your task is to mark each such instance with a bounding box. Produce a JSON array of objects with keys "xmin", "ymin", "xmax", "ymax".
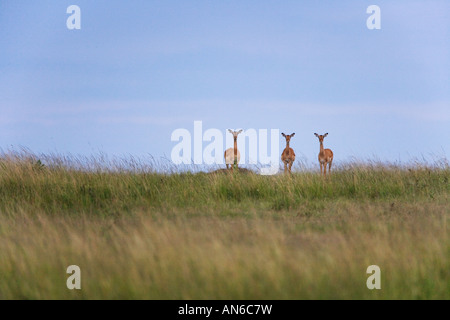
[{"xmin": 0, "ymin": 153, "xmax": 448, "ymax": 299}]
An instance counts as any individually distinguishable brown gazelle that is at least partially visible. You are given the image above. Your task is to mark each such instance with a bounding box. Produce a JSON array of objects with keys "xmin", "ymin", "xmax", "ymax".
[
  {"xmin": 314, "ymin": 133, "xmax": 333, "ymax": 177},
  {"xmin": 224, "ymin": 129, "xmax": 243, "ymax": 170},
  {"xmin": 281, "ymin": 133, "xmax": 296, "ymax": 174}
]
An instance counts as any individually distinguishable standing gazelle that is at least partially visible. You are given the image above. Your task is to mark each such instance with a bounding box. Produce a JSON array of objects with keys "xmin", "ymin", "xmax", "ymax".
[
  {"xmin": 224, "ymin": 129, "xmax": 243, "ymax": 170},
  {"xmin": 281, "ymin": 133, "xmax": 296, "ymax": 174},
  {"xmin": 314, "ymin": 133, "xmax": 333, "ymax": 177}
]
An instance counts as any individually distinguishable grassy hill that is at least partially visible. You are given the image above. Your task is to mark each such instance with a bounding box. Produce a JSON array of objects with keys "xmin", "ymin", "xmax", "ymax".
[{"xmin": 0, "ymin": 153, "xmax": 448, "ymax": 299}]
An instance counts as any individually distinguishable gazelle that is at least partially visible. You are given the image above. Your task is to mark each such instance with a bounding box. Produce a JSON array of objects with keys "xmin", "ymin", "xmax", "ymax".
[
  {"xmin": 224, "ymin": 129, "xmax": 243, "ymax": 170},
  {"xmin": 314, "ymin": 133, "xmax": 333, "ymax": 177},
  {"xmin": 281, "ymin": 133, "xmax": 296, "ymax": 174}
]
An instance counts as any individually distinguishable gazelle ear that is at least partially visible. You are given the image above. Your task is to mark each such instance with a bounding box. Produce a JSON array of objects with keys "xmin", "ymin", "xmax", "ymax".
[
  {"xmin": 282, "ymin": 133, "xmax": 286, "ymax": 137},
  {"xmin": 291, "ymin": 133, "xmax": 295, "ymax": 137},
  {"xmin": 324, "ymin": 133, "xmax": 328, "ymax": 137},
  {"xmin": 314, "ymin": 133, "xmax": 319, "ymax": 137},
  {"xmin": 228, "ymin": 129, "xmax": 233, "ymax": 134},
  {"xmin": 237, "ymin": 129, "xmax": 243, "ymax": 134}
]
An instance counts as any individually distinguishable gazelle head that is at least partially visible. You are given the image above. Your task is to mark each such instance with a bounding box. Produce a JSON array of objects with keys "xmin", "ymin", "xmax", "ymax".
[
  {"xmin": 228, "ymin": 129, "xmax": 243, "ymax": 141},
  {"xmin": 314, "ymin": 133, "xmax": 328, "ymax": 143},
  {"xmin": 282, "ymin": 132, "xmax": 295, "ymax": 143}
]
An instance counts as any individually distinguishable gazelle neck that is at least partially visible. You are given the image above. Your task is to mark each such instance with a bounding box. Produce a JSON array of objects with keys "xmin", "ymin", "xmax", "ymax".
[
  {"xmin": 319, "ymin": 141, "xmax": 324, "ymax": 154},
  {"xmin": 286, "ymin": 141, "xmax": 290, "ymax": 149},
  {"xmin": 234, "ymin": 139, "xmax": 237, "ymax": 156}
]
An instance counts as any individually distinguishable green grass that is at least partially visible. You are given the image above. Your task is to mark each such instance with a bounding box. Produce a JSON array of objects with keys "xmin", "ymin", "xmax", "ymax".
[{"xmin": 0, "ymin": 153, "xmax": 448, "ymax": 299}]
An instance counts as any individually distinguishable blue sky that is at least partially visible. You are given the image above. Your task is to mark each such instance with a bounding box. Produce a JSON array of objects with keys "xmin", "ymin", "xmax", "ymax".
[{"xmin": 1, "ymin": 0, "xmax": 449, "ymax": 167}]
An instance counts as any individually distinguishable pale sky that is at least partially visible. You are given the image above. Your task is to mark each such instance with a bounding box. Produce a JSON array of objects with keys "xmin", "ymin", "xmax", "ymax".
[{"xmin": 1, "ymin": 0, "xmax": 449, "ymax": 168}]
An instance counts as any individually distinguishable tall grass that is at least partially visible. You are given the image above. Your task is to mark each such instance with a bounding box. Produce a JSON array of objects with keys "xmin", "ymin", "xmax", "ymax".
[{"xmin": 0, "ymin": 152, "xmax": 448, "ymax": 299}]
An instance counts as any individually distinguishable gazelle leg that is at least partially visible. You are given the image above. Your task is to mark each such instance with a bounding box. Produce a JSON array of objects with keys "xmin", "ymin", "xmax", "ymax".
[
  {"xmin": 226, "ymin": 164, "xmax": 229, "ymax": 170},
  {"xmin": 320, "ymin": 163, "xmax": 323, "ymax": 176},
  {"xmin": 284, "ymin": 162, "xmax": 288, "ymax": 174},
  {"xmin": 288, "ymin": 162, "xmax": 293, "ymax": 174},
  {"xmin": 323, "ymin": 162, "xmax": 327, "ymax": 178}
]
